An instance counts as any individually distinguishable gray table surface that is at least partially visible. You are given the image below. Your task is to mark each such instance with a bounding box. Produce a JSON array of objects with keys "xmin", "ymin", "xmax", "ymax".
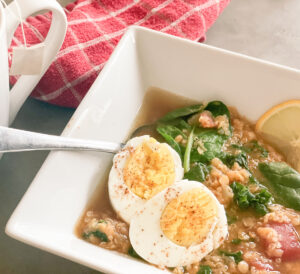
[{"xmin": 1, "ymin": 0, "xmax": 300, "ymax": 273}]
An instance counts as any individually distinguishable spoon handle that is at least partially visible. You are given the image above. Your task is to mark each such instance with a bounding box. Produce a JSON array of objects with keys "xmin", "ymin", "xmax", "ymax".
[{"xmin": 0, "ymin": 126, "xmax": 122, "ymax": 154}]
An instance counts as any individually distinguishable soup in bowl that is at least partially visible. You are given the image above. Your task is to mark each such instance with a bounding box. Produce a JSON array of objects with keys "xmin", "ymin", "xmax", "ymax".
[
  {"xmin": 77, "ymin": 88, "xmax": 300, "ymax": 274},
  {"xmin": 6, "ymin": 27, "xmax": 300, "ymax": 274}
]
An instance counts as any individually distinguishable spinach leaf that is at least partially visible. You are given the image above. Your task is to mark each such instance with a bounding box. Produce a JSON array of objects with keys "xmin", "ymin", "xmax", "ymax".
[
  {"xmin": 205, "ymin": 101, "xmax": 231, "ymax": 118},
  {"xmin": 219, "ymin": 250, "xmax": 243, "ymax": 264},
  {"xmin": 250, "ymin": 140, "xmax": 269, "ymax": 157},
  {"xmin": 197, "ymin": 265, "xmax": 212, "ymax": 274},
  {"xmin": 230, "ymin": 144, "xmax": 252, "ymax": 154},
  {"xmin": 159, "ymin": 104, "xmax": 203, "ymax": 122},
  {"xmin": 191, "ymin": 129, "xmax": 227, "ymax": 164},
  {"xmin": 226, "ymin": 213, "xmax": 237, "ymax": 225},
  {"xmin": 128, "ymin": 247, "xmax": 141, "ymax": 259},
  {"xmin": 167, "ymin": 118, "xmax": 191, "ymax": 131},
  {"xmin": 98, "ymin": 219, "xmax": 107, "ymax": 224},
  {"xmin": 184, "ymin": 126, "xmax": 195, "ymax": 172},
  {"xmin": 261, "ymin": 180, "xmax": 300, "ymax": 211},
  {"xmin": 259, "ymin": 162, "xmax": 300, "ymax": 210},
  {"xmin": 231, "ymin": 239, "xmax": 242, "ymax": 245},
  {"xmin": 259, "ymin": 162, "xmax": 300, "ymax": 188},
  {"xmin": 156, "ymin": 125, "xmax": 182, "ymax": 157},
  {"xmin": 230, "ymin": 141, "xmax": 268, "ymax": 158},
  {"xmin": 82, "ymin": 230, "xmax": 109, "ymax": 242},
  {"xmin": 184, "ymin": 162, "xmax": 210, "ymax": 182},
  {"xmin": 157, "ymin": 124, "xmax": 185, "ymax": 139},
  {"xmin": 230, "ymin": 182, "xmax": 272, "ymax": 216}
]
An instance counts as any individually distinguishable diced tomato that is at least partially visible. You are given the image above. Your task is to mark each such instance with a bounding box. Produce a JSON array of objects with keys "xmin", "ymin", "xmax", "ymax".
[
  {"xmin": 267, "ymin": 222, "xmax": 300, "ymax": 261},
  {"xmin": 250, "ymin": 260, "xmax": 273, "ymax": 271}
]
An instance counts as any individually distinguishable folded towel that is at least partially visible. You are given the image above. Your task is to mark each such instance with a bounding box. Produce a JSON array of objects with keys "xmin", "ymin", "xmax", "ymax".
[{"xmin": 10, "ymin": 0, "xmax": 230, "ymax": 108}]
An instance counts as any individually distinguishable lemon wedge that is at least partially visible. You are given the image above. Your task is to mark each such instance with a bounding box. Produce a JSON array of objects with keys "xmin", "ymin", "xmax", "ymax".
[{"xmin": 256, "ymin": 100, "xmax": 300, "ymax": 172}]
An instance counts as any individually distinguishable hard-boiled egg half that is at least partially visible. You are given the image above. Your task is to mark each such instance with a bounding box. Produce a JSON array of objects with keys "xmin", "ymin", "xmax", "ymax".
[
  {"xmin": 129, "ymin": 180, "xmax": 228, "ymax": 267},
  {"xmin": 108, "ymin": 135, "xmax": 183, "ymax": 224}
]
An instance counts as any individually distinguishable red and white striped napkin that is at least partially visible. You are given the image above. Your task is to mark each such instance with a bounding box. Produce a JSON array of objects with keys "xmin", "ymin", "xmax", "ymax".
[{"xmin": 10, "ymin": 0, "xmax": 230, "ymax": 108}]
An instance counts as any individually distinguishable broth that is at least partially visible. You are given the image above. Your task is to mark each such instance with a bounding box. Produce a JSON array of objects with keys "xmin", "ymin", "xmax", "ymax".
[{"xmin": 76, "ymin": 88, "xmax": 300, "ymax": 274}]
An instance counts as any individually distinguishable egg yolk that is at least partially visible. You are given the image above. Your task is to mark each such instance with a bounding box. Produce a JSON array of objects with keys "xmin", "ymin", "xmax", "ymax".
[
  {"xmin": 160, "ymin": 188, "xmax": 218, "ymax": 247},
  {"xmin": 123, "ymin": 138, "xmax": 175, "ymax": 200}
]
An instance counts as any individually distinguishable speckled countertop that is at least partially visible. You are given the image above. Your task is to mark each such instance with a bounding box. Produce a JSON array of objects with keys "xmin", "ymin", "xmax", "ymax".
[{"xmin": 0, "ymin": 0, "xmax": 299, "ymax": 273}]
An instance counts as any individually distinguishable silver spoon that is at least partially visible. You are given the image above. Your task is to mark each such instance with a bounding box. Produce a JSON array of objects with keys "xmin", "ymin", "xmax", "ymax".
[{"xmin": 0, "ymin": 126, "xmax": 124, "ymax": 154}]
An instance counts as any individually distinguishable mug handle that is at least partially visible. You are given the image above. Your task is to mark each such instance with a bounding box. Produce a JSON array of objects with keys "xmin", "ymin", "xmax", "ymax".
[{"xmin": 5, "ymin": 0, "xmax": 67, "ymax": 124}]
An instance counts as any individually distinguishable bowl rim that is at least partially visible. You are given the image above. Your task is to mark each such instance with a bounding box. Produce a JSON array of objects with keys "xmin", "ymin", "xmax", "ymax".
[{"xmin": 5, "ymin": 26, "xmax": 300, "ymax": 274}]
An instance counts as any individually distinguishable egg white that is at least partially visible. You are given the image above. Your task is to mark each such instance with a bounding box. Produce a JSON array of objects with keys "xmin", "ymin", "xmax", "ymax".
[
  {"xmin": 108, "ymin": 135, "xmax": 183, "ymax": 224},
  {"xmin": 129, "ymin": 180, "xmax": 228, "ymax": 267}
]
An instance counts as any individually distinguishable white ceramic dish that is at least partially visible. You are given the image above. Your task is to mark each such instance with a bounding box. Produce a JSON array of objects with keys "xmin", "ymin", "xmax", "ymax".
[{"xmin": 5, "ymin": 26, "xmax": 300, "ymax": 274}]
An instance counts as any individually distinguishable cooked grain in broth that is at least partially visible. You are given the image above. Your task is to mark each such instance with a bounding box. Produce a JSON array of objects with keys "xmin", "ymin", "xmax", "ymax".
[{"xmin": 76, "ymin": 88, "xmax": 300, "ymax": 273}]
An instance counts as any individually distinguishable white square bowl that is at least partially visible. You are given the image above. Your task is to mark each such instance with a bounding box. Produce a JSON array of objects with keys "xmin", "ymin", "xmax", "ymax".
[{"xmin": 6, "ymin": 26, "xmax": 300, "ymax": 274}]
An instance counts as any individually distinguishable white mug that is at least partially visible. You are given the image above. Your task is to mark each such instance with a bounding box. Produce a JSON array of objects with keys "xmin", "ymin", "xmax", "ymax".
[{"xmin": 0, "ymin": 0, "xmax": 67, "ymax": 127}]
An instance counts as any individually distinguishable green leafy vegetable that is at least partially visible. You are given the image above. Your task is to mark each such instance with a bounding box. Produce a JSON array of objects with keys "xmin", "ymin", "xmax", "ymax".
[
  {"xmin": 128, "ymin": 247, "xmax": 141, "ymax": 259},
  {"xmin": 219, "ymin": 250, "xmax": 243, "ymax": 264},
  {"xmin": 250, "ymin": 140, "xmax": 269, "ymax": 157},
  {"xmin": 252, "ymin": 203, "xmax": 269, "ymax": 216},
  {"xmin": 205, "ymin": 101, "xmax": 230, "ymax": 119},
  {"xmin": 157, "ymin": 101, "xmax": 232, "ymax": 167},
  {"xmin": 82, "ymin": 232, "xmax": 89, "ymax": 239},
  {"xmin": 226, "ymin": 213, "xmax": 237, "ymax": 225},
  {"xmin": 157, "ymin": 124, "xmax": 186, "ymax": 139},
  {"xmin": 191, "ymin": 129, "xmax": 227, "ymax": 164},
  {"xmin": 230, "ymin": 144, "xmax": 251, "ymax": 154},
  {"xmin": 220, "ymin": 152, "xmax": 261, "ymax": 185},
  {"xmin": 220, "ymin": 152, "xmax": 248, "ymax": 169},
  {"xmin": 184, "ymin": 162, "xmax": 210, "ymax": 182},
  {"xmin": 184, "ymin": 127, "xmax": 195, "ymax": 172},
  {"xmin": 231, "ymin": 182, "xmax": 253, "ymax": 208},
  {"xmin": 156, "ymin": 125, "xmax": 182, "ymax": 157},
  {"xmin": 197, "ymin": 265, "xmax": 212, "ymax": 274},
  {"xmin": 262, "ymin": 181, "xmax": 300, "ymax": 211},
  {"xmin": 230, "ymin": 182, "xmax": 272, "ymax": 216},
  {"xmin": 249, "ymin": 174, "xmax": 260, "ymax": 185},
  {"xmin": 159, "ymin": 104, "xmax": 203, "ymax": 122},
  {"xmin": 82, "ymin": 230, "xmax": 109, "ymax": 242},
  {"xmin": 255, "ymin": 188, "xmax": 273, "ymax": 204},
  {"xmin": 259, "ymin": 162, "xmax": 300, "ymax": 210},
  {"xmin": 167, "ymin": 118, "xmax": 192, "ymax": 131},
  {"xmin": 259, "ymin": 162, "xmax": 300, "ymax": 188},
  {"xmin": 230, "ymin": 141, "xmax": 268, "ymax": 158},
  {"xmin": 231, "ymin": 239, "xmax": 242, "ymax": 245},
  {"xmin": 98, "ymin": 219, "xmax": 107, "ymax": 224}
]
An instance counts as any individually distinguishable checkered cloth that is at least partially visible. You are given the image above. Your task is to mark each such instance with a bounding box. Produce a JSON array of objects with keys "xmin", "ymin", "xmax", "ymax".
[{"xmin": 10, "ymin": 0, "xmax": 230, "ymax": 108}]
